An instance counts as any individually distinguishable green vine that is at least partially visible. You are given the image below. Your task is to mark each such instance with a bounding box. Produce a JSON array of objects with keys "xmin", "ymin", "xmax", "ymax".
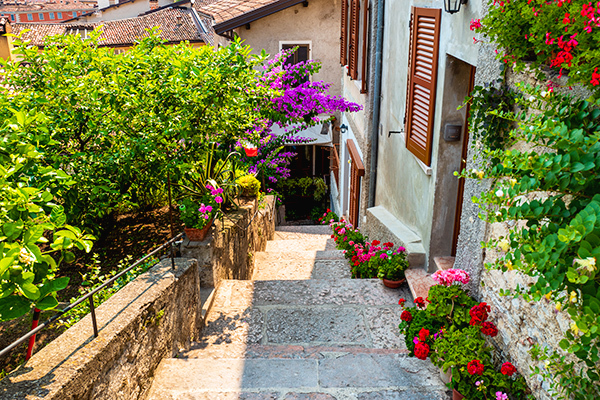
[{"xmin": 465, "ymin": 83, "xmax": 600, "ymax": 399}]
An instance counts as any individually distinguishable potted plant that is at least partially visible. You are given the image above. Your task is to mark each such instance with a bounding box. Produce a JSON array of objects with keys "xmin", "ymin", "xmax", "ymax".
[
  {"xmin": 179, "ymin": 195, "xmax": 219, "ymax": 241},
  {"xmin": 374, "ymin": 243, "xmax": 409, "ymax": 287}
]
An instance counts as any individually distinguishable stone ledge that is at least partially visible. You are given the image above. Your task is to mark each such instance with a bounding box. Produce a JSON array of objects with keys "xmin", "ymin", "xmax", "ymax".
[
  {"xmin": 405, "ymin": 269, "xmax": 437, "ymax": 300},
  {"xmin": 366, "ymin": 206, "xmax": 426, "ymax": 268},
  {"xmin": 0, "ymin": 258, "xmax": 202, "ymax": 400}
]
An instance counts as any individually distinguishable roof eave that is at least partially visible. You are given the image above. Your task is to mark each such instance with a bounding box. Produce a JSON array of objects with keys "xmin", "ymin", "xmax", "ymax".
[{"xmin": 212, "ymin": 0, "xmax": 305, "ymax": 35}]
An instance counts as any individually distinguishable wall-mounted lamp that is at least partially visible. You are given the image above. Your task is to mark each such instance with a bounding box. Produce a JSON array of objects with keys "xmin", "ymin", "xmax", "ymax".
[
  {"xmin": 340, "ymin": 124, "xmax": 348, "ymax": 134},
  {"xmin": 444, "ymin": 0, "xmax": 468, "ymax": 14}
]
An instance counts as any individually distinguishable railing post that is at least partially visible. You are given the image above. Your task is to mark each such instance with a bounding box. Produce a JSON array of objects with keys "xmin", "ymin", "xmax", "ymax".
[
  {"xmin": 89, "ymin": 295, "xmax": 99, "ymax": 338},
  {"xmin": 25, "ymin": 308, "xmax": 41, "ymax": 361}
]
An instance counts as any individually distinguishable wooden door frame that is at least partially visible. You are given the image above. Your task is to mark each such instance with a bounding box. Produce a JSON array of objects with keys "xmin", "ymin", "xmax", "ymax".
[{"xmin": 451, "ymin": 65, "xmax": 476, "ymax": 256}]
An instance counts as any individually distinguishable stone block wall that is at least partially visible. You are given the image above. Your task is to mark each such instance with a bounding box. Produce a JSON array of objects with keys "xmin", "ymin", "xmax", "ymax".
[
  {"xmin": 181, "ymin": 195, "xmax": 276, "ymax": 287},
  {"xmin": 0, "ymin": 258, "xmax": 202, "ymax": 400},
  {"xmin": 454, "ymin": 7, "xmax": 581, "ymax": 397}
]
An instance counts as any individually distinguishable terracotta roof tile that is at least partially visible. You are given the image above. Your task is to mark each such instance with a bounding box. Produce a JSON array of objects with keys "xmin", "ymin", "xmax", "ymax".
[
  {"xmin": 197, "ymin": 0, "xmax": 277, "ymax": 25},
  {"xmin": 12, "ymin": 7, "xmax": 204, "ymax": 46},
  {"xmin": 0, "ymin": 1, "xmax": 96, "ymax": 12}
]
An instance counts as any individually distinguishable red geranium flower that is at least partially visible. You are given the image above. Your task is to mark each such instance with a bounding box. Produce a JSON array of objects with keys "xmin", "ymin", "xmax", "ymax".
[
  {"xmin": 467, "ymin": 359, "xmax": 485, "ymax": 375},
  {"xmin": 414, "ymin": 342, "xmax": 430, "ymax": 360},
  {"xmin": 501, "ymin": 362, "xmax": 516, "ymax": 376},
  {"xmin": 383, "ymin": 242, "xmax": 394, "ymax": 248},
  {"xmin": 469, "ymin": 302, "xmax": 491, "ymax": 326},
  {"xmin": 372, "ymin": 240, "xmax": 381, "ymax": 246},
  {"xmin": 398, "ymin": 298, "xmax": 406, "ymax": 306},
  {"xmin": 414, "ymin": 297, "xmax": 426, "ymax": 308},
  {"xmin": 401, "ymin": 310, "xmax": 413, "ymax": 322},
  {"xmin": 481, "ymin": 321, "xmax": 498, "ymax": 337},
  {"xmin": 418, "ymin": 328, "xmax": 430, "ymax": 342}
]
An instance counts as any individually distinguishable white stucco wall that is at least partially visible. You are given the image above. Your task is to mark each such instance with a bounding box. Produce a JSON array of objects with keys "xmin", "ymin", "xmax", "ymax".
[
  {"xmin": 371, "ymin": 0, "xmax": 480, "ymax": 269},
  {"xmin": 236, "ymin": 0, "xmax": 342, "ymax": 96}
]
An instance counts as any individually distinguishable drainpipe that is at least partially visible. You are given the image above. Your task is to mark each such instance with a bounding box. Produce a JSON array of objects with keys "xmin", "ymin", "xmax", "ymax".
[{"xmin": 367, "ymin": 0, "xmax": 384, "ymax": 208}]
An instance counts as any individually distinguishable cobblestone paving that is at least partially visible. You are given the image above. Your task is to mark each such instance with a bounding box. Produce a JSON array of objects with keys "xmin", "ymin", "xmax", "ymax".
[{"xmin": 146, "ymin": 226, "xmax": 450, "ymax": 400}]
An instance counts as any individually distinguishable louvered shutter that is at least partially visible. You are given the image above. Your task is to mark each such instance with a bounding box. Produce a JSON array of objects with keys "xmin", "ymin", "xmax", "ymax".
[
  {"xmin": 347, "ymin": 139, "xmax": 365, "ymax": 227},
  {"xmin": 360, "ymin": 0, "xmax": 369, "ymax": 93},
  {"xmin": 348, "ymin": 0, "xmax": 360, "ymax": 79},
  {"xmin": 405, "ymin": 7, "xmax": 441, "ymax": 166},
  {"xmin": 340, "ymin": 0, "xmax": 348, "ymax": 65}
]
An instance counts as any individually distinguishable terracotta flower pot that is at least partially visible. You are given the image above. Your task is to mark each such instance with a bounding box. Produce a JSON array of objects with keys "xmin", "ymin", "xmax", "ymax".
[
  {"xmin": 382, "ymin": 278, "xmax": 406, "ymax": 288},
  {"xmin": 244, "ymin": 147, "xmax": 258, "ymax": 157},
  {"xmin": 452, "ymin": 389, "xmax": 464, "ymax": 400},
  {"xmin": 184, "ymin": 219, "xmax": 213, "ymax": 241}
]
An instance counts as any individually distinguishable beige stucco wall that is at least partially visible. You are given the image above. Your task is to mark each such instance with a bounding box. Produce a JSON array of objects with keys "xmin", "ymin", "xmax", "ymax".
[
  {"xmin": 84, "ymin": 0, "xmax": 153, "ymax": 21},
  {"xmin": 236, "ymin": 0, "xmax": 342, "ymax": 97},
  {"xmin": 368, "ymin": 0, "xmax": 480, "ymax": 269}
]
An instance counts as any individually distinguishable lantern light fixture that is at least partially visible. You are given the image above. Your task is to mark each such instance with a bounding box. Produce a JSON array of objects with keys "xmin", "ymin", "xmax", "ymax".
[{"xmin": 444, "ymin": 0, "xmax": 468, "ymax": 14}]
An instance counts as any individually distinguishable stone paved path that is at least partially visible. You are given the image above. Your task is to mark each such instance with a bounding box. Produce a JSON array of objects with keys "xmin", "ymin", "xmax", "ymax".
[{"xmin": 146, "ymin": 225, "xmax": 449, "ymax": 400}]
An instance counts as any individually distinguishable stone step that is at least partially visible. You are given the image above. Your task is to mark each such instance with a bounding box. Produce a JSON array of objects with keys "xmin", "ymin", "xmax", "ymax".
[
  {"xmin": 405, "ymin": 269, "xmax": 437, "ymax": 300},
  {"xmin": 275, "ymin": 225, "xmax": 332, "ymax": 234},
  {"xmin": 433, "ymin": 256, "xmax": 455, "ymax": 271},
  {"xmin": 273, "ymin": 231, "xmax": 332, "ymax": 241},
  {"xmin": 146, "ymin": 348, "xmax": 449, "ymax": 400},
  {"xmin": 253, "ymin": 258, "xmax": 350, "ymax": 281},
  {"xmin": 191, "ymin": 279, "xmax": 413, "ymax": 352},
  {"xmin": 257, "ymin": 250, "xmax": 345, "ymax": 261},
  {"xmin": 265, "ymin": 239, "xmax": 338, "ymax": 252}
]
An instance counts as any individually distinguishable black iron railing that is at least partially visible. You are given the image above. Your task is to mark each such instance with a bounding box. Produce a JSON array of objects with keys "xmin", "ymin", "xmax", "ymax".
[{"xmin": 0, "ymin": 232, "xmax": 183, "ymax": 360}]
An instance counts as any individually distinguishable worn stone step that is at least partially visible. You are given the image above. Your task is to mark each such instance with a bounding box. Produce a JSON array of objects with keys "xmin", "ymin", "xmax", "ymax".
[
  {"xmin": 257, "ymin": 250, "xmax": 345, "ymax": 261},
  {"xmin": 253, "ymin": 258, "xmax": 350, "ymax": 280},
  {"xmin": 189, "ymin": 279, "xmax": 413, "ymax": 352},
  {"xmin": 433, "ymin": 256, "xmax": 455, "ymax": 271},
  {"xmin": 265, "ymin": 239, "xmax": 338, "ymax": 252},
  {"xmin": 275, "ymin": 225, "xmax": 332, "ymax": 234},
  {"xmin": 146, "ymin": 350, "xmax": 449, "ymax": 400},
  {"xmin": 274, "ymin": 231, "xmax": 332, "ymax": 241},
  {"xmin": 405, "ymin": 269, "xmax": 437, "ymax": 300}
]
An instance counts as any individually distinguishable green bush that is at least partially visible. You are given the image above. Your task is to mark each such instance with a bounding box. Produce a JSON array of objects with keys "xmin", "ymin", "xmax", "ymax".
[{"xmin": 236, "ymin": 175, "xmax": 261, "ymax": 197}]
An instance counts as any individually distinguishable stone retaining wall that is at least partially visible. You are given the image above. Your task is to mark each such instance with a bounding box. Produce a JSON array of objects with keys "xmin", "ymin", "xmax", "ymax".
[
  {"xmin": 0, "ymin": 196, "xmax": 277, "ymax": 399},
  {"xmin": 0, "ymin": 258, "xmax": 201, "ymax": 400},
  {"xmin": 181, "ymin": 195, "xmax": 276, "ymax": 287}
]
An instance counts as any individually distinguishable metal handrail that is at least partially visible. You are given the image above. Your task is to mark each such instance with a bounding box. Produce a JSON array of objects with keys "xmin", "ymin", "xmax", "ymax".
[{"xmin": 0, "ymin": 232, "xmax": 184, "ymax": 359}]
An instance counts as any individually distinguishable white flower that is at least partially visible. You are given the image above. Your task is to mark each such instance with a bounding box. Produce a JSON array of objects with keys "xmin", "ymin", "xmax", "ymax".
[
  {"xmin": 529, "ymin": 96, "xmax": 536, "ymax": 102},
  {"xmin": 18, "ymin": 248, "xmax": 35, "ymax": 266},
  {"xmin": 498, "ymin": 239, "xmax": 510, "ymax": 253},
  {"xmin": 541, "ymin": 91, "xmax": 548, "ymax": 97},
  {"xmin": 575, "ymin": 257, "xmax": 596, "ymax": 272},
  {"xmin": 495, "ymin": 189, "xmax": 504, "ymax": 197}
]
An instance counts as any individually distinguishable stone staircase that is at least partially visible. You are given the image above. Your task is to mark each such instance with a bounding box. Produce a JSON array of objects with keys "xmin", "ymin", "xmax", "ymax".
[{"xmin": 146, "ymin": 225, "xmax": 449, "ymax": 400}]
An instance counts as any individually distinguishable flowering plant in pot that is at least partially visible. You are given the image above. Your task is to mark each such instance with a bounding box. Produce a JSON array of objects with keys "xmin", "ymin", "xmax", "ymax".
[
  {"xmin": 330, "ymin": 219, "xmax": 367, "ymax": 262},
  {"xmin": 179, "ymin": 187, "xmax": 222, "ymax": 241},
  {"xmin": 374, "ymin": 243, "xmax": 409, "ymax": 287}
]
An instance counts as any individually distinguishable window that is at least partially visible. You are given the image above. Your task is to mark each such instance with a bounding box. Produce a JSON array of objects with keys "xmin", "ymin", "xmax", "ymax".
[
  {"xmin": 340, "ymin": 0, "xmax": 370, "ymax": 93},
  {"xmin": 73, "ymin": 11, "xmax": 77, "ymax": 17},
  {"xmin": 10, "ymin": 14, "xmax": 15, "ymax": 21},
  {"xmin": 39, "ymin": 13, "xmax": 44, "ymax": 20},
  {"xmin": 49, "ymin": 12, "xmax": 54, "ymax": 19},
  {"xmin": 404, "ymin": 7, "xmax": 441, "ymax": 166},
  {"xmin": 281, "ymin": 43, "xmax": 311, "ymax": 84},
  {"xmin": 27, "ymin": 13, "xmax": 33, "ymax": 21},
  {"xmin": 57, "ymin": 12, "xmax": 63, "ymax": 18}
]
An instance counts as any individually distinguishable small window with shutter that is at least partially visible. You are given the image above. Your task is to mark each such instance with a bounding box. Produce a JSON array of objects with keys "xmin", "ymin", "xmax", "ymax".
[
  {"xmin": 340, "ymin": 0, "xmax": 349, "ymax": 65},
  {"xmin": 282, "ymin": 43, "xmax": 310, "ymax": 85},
  {"xmin": 404, "ymin": 7, "xmax": 441, "ymax": 167},
  {"xmin": 348, "ymin": 0, "xmax": 360, "ymax": 79}
]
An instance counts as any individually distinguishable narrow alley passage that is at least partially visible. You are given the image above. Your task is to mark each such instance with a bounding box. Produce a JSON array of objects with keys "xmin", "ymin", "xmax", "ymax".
[{"xmin": 146, "ymin": 225, "xmax": 449, "ymax": 400}]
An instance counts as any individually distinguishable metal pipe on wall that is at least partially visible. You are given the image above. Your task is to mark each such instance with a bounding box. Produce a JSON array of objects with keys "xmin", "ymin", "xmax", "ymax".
[{"xmin": 367, "ymin": 0, "xmax": 385, "ymax": 208}]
